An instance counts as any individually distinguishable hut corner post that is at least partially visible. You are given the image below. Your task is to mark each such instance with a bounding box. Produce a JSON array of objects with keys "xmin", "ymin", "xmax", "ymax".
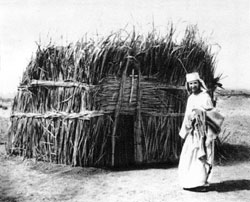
[
  {"xmin": 134, "ymin": 65, "xmax": 143, "ymax": 164},
  {"xmin": 111, "ymin": 60, "xmax": 129, "ymax": 167}
]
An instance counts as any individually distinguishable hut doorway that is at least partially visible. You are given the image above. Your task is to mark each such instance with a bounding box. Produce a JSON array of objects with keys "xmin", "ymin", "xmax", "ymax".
[{"xmin": 115, "ymin": 115, "xmax": 135, "ymax": 167}]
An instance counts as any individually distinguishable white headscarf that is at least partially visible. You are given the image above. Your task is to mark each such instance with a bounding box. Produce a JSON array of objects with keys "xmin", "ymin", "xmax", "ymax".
[{"xmin": 186, "ymin": 72, "xmax": 208, "ymax": 91}]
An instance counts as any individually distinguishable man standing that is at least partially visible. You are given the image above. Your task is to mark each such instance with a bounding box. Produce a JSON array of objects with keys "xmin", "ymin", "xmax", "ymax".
[{"xmin": 178, "ymin": 72, "xmax": 223, "ymax": 191}]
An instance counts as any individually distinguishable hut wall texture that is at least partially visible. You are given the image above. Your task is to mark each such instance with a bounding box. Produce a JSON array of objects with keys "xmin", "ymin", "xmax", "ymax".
[{"xmin": 7, "ymin": 27, "xmax": 221, "ymax": 167}]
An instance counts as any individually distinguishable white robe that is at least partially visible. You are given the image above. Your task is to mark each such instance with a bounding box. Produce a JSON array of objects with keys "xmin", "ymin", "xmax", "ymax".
[{"xmin": 178, "ymin": 91, "xmax": 215, "ymax": 188}]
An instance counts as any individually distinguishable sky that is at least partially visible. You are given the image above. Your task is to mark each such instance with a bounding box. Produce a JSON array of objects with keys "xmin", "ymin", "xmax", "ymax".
[{"xmin": 1, "ymin": 0, "xmax": 250, "ymax": 97}]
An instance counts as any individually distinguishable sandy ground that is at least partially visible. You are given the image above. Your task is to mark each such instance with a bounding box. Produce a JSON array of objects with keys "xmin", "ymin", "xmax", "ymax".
[{"xmin": 1, "ymin": 94, "xmax": 250, "ymax": 202}]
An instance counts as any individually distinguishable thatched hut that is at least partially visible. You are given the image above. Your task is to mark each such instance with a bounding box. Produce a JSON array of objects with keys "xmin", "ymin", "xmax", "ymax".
[{"xmin": 7, "ymin": 26, "xmax": 221, "ymax": 167}]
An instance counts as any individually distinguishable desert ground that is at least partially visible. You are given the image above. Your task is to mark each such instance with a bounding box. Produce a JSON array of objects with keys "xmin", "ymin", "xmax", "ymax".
[{"xmin": 1, "ymin": 90, "xmax": 250, "ymax": 202}]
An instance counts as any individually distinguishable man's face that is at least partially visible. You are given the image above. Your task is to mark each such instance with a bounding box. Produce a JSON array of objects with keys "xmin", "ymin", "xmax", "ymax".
[{"xmin": 188, "ymin": 80, "xmax": 200, "ymax": 94}]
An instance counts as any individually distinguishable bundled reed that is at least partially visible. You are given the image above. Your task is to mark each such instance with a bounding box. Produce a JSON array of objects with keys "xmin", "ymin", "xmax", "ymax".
[{"xmin": 7, "ymin": 25, "xmax": 221, "ymax": 167}]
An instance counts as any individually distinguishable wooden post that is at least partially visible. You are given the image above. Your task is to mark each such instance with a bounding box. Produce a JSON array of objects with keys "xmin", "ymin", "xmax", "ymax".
[
  {"xmin": 129, "ymin": 69, "xmax": 135, "ymax": 104},
  {"xmin": 134, "ymin": 66, "xmax": 143, "ymax": 163},
  {"xmin": 73, "ymin": 120, "xmax": 81, "ymax": 166},
  {"xmin": 111, "ymin": 58, "xmax": 129, "ymax": 166}
]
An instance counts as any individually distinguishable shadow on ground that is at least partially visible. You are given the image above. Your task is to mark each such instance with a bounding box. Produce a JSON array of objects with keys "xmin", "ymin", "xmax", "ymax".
[
  {"xmin": 185, "ymin": 180, "xmax": 250, "ymax": 193},
  {"xmin": 209, "ymin": 179, "xmax": 250, "ymax": 192},
  {"xmin": 0, "ymin": 196, "xmax": 18, "ymax": 202}
]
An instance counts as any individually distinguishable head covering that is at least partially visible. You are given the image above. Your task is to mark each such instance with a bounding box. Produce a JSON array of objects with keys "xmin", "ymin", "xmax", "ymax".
[
  {"xmin": 186, "ymin": 72, "xmax": 200, "ymax": 82},
  {"xmin": 186, "ymin": 72, "xmax": 208, "ymax": 91}
]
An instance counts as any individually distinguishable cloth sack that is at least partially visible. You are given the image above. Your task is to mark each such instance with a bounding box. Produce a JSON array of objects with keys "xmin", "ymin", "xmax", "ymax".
[{"xmin": 206, "ymin": 109, "xmax": 225, "ymax": 134}]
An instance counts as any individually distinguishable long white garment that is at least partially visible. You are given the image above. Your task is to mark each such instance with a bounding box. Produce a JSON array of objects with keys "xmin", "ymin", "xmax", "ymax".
[{"xmin": 178, "ymin": 91, "xmax": 215, "ymax": 188}]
